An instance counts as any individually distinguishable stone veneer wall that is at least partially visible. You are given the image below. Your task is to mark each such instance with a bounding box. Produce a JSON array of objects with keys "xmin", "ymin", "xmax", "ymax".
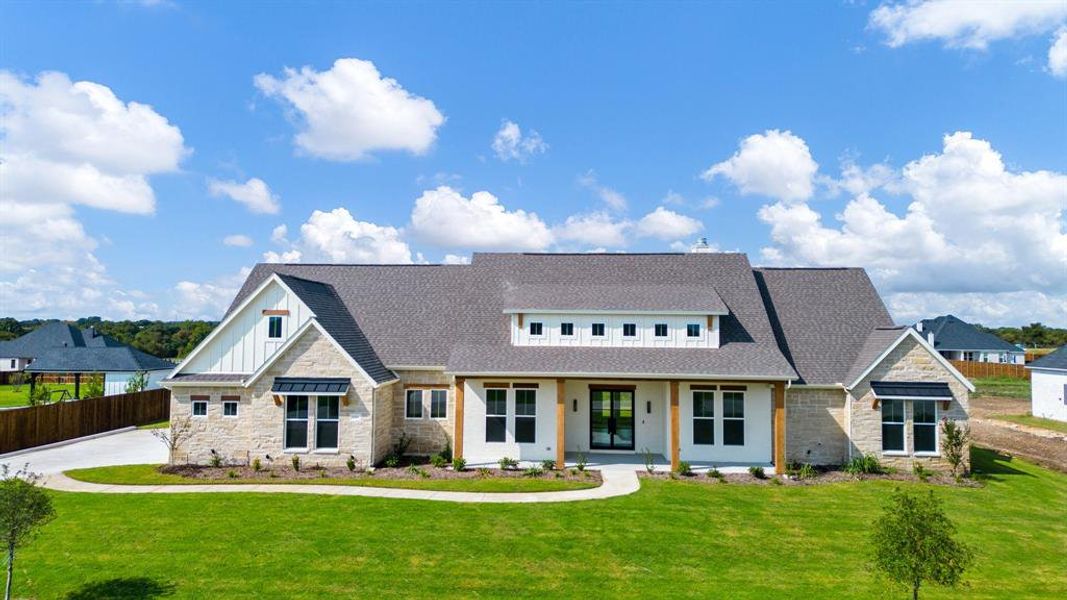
[
  {"xmin": 169, "ymin": 327, "xmax": 379, "ymax": 467},
  {"xmin": 785, "ymin": 387, "xmax": 849, "ymax": 465},
  {"xmin": 389, "ymin": 369, "xmax": 454, "ymax": 456},
  {"xmin": 849, "ymin": 336, "xmax": 970, "ymax": 471}
]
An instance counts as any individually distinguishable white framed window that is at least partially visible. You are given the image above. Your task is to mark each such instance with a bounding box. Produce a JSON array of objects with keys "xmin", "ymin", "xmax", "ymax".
[
  {"xmin": 692, "ymin": 390, "xmax": 715, "ymax": 445},
  {"xmin": 8, "ymin": 359, "xmax": 14, "ymax": 369},
  {"xmin": 722, "ymin": 391, "xmax": 744, "ymax": 445},
  {"xmin": 622, "ymin": 323, "xmax": 637, "ymax": 337},
  {"xmin": 881, "ymin": 399, "xmax": 905, "ymax": 453},
  {"xmin": 316, "ymin": 396, "xmax": 339, "ymax": 450},
  {"xmin": 913, "ymin": 401, "xmax": 938, "ymax": 454},
  {"xmin": 654, "ymin": 323, "xmax": 668, "ymax": 337},
  {"xmin": 529, "ymin": 322, "xmax": 544, "ymax": 336},
  {"xmin": 591, "ymin": 323, "xmax": 606, "ymax": 337},
  {"xmin": 687, "ymin": 323, "xmax": 701, "ymax": 337},
  {"xmin": 515, "ymin": 389, "xmax": 536, "ymax": 444},
  {"xmin": 560, "ymin": 322, "xmax": 575, "ymax": 337},
  {"xmin": 222, "ymin": 400, "xmax": 238, "ymax": 417},
  {"xmin": 191, "ymin": 399, "xmax": 208, "ymax": 418},
  {"xmin": 284, "ymin": 396, "xmax": 309, "ymax": 450},
  {"xmin": 405, "ymin": 389, "xmax": 424, "ymax": 419},
  {"xmin": 430, "ymin": 389, "xmax": 448, "ymax": 419},
  {"xmin": 268, "ymin": 316, "xmax": 283, "ymax": 339},
  {"xmin": 486, "ymin": 388, "xmax": 507, "ymax": 442}
]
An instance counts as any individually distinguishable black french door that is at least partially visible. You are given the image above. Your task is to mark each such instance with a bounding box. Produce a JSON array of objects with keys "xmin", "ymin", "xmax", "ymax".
[{"xmin": 590, "ymin": 389, "xmax": 635, "ymax": 450}]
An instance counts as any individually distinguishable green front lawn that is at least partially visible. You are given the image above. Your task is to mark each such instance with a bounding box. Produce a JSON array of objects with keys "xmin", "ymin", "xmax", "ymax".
[
  {"xmin": 64, "ymin": 464, "xmax": 600, "ymax": 493},
  {"xmin": 972, "ymin": 376, "xmax": 1031, "ymax": 399},
  {"xmin": 16, "ymin": 448, "xmax": 1066, "ymax": 598},
  {"xmin": 992, "ymin": 413, "xmax": 1067, "ymax": 434},
  {"xmin": 0, "ymin": 383, "xmax": 78, "ymax": 408}
]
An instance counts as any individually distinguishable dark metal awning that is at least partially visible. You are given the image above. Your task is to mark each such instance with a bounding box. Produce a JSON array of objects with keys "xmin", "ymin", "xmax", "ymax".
[
  {"xmin": 271, "ymin": 377, "xmax": 350, "ymax": 395},
  {"xmin": 871, "ymin": 381, "xmax": 953, "ymax": 400}
]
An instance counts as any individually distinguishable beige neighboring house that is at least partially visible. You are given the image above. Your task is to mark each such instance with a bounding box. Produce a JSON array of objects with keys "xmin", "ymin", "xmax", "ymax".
[{"xmin": 162, "ymin": 253, "xmax": 973, "ymax": 474}]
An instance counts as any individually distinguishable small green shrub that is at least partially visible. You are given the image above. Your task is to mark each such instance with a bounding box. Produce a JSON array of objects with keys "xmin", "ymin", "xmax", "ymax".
[
  {"xmin": 383, "ymin": 454, "xmax": 400, "ymax": 468},
  {"xmin": 675, "ymin": 461, "xmax": 693, "ymax": 476},
  {"xmin": 540, "ymin": 459, "xmax": 557, "ymax": 471},
  {"xmin": 523, "ymin": 467, "xmax": 544, "ymax": 478},
  {"xmin": 498, "ymin": 456, "xmax": 518, "ymax": 471},
  {"xmin": 251, "ymin": 458, "xmax": 262, "ymax": 472},
  {"xmin": 451, "ymin": 457, "xmax": 467, "ymax": 472},
  {"xmin": 845, "ymin": 453, "xmax": 884, "ymax": 475},
  {"xmin": 209, "ymin": 451, "xmax": 222, "ymax": 468},
  {"xmin": 641, "ymin": 447, "xmax": 656, "ymax": 474},
  {"xmin": 575, "ymin": 452, "xmax": 587, "ymax": 472},
  {"xmin": 406, "ymin": 464, "xmax": 422, "ymax": 476},
  {"xmin": 430, "ymin": 454, "xmax": 448, "ymax": 469},
  {"xmin": 227, "ymin": 469, "xmax": 238, "ymax": 479},
  {"xmin": 771, "ymin": 476, "xmax": 783, "ymax": 486},
  {"xmin": 441, "ymin": 439, "xmax": 452, "ymax": 462},
  {"xmin": 27, "ymin": 383, "xmax": 51, "ymax": 406},
  {"xmin": 319, "ymin": 469, "xmax": 328, "ymax": 478},
  {"xmin": 291, "ymin": 455, "xmax": 300, "ymax": 471},
  {"xmin": 748, "ymin": 465, "xmax": 766, "ymax": 479},
  {"xmin": 797, "ymin": 463, "xmax": 817, "ymax": 480},
  {"xmin": 346, "ymin": 455, "xmax": 357, "ymax": 472},
  {"xmin": 913, "ymin": 462, "xmax": 932, "ymax": 482},
  {"xmin": 707, "ymin": 467, "xmax": 723, "ymax": 480},
  {"xmin": 477, "ymin": 467, "xmax": 492, "ymax": 478},
  {"xmin": 393, "ymin": 432, "xmax": 411, "ymax": 458}
]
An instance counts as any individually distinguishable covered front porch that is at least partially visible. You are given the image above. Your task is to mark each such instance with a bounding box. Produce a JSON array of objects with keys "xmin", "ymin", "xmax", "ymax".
[{"xmin": 452, "ymin": 376, "xmax": 788, "ymax": 474}]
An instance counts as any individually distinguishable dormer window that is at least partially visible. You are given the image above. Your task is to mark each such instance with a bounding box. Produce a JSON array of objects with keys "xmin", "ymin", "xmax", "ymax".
[
  {"xmin": 560, "ymin": 322, "xmax": 574, "ymax": 336},
  {"xmin": 654, "ymin": 323, "xmax": 668, "ymax": 337},
  {"xmin": 268, "ymin": 316, "xmax": 283, "ymax": 339},
  {"xmin": 529, "ymin": 322, "xmax": 544, "ymax": 336},
  {"xmin": 623, "ymin": 323, "xmax": 637, "ymax": 337},
  {"xmin": 687, "ymin": 323, "xmax": 701, "ymax": 337},
  {"xmin": 592, "ymin": 323, "xmax": 605, "ymax": 337}
]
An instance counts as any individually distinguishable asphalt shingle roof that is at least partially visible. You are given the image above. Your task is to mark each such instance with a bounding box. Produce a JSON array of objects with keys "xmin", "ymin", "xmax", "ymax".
[
  {"xmin": 25, "ymin": 346, "xmax": 174, "ymax": 373},
  {"xmin": 0, "ymin": 322, "xmax": 123, "ymax": 358},
  {"xmin": 1028, "ymin": 346, "xmax": 1067, "ymax": 371},
  {"xmin": 843, "ymin": 327, "xmax": 910, "ymax": 386},
  {"xmin": 915, "ymin": 315, "xmax": 1020, "ymax": 353}
]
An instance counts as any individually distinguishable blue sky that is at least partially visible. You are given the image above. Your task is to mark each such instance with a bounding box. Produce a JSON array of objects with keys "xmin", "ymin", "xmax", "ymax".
[{"xmin": 1, "ymin": 1, "xmax": 1065, "ymax": 326}]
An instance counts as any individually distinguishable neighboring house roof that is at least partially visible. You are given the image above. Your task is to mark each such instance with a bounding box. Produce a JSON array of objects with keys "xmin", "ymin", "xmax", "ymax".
[
  {"xmin": 275, "ymin": 274, "xmax": 396, "ymax": 385},
  {"xmin": 25, "ymin": 346, "xmax": 174, "ymax": 373},
  {"xmin": 1027, "ymin": 346, "xmax": 1067, "ymax": 372},
  {"xmin": 915, "ymin": 315, "xmax": 1020, "ymax": 353},
  {"xmin": 0, "ymin": 321, "xmax": 123, "ymax": 358},
  {"xmin": 501, "ymin": 284, "xmax": 728, "ymax": 314},
  {"xmin": 754, "ymin": 268, "xmax": 895, "ymax": 386}
]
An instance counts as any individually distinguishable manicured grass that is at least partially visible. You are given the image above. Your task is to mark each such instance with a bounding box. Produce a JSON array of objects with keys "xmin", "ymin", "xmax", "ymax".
[
  {"xmin": 972, "ymin": 376, "xmax": 1031, "ymax": 399},
  {"xmin": 17, "ymin": 448, "xmax": 1066, "ymax": 598},
  {"xmin": 0, "ymin": 383, "xmax": 77, "ymax": 408},
  {"xmin": 992, "ymin": 413, "xmax": 1067, "ymax": 434},
  {"xmin": 136, "ymin": 420, "xmax": 170, "ymax": 430},
  {"xmin": 64, "ymin": 463, "xmax": 601, "ymax": 492}
]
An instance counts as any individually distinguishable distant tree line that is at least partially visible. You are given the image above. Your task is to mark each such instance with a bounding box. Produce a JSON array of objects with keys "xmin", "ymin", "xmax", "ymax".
[
  {"xmin": 973, "ymin": 322, "xmax": 1067, "ymax": 349},
  {"xmin": 0, "ymin": 317, "xmax": 217, "ymax": 359}
]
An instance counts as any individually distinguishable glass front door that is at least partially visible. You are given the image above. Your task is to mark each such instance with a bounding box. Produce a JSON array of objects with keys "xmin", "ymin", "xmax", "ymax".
[{"xmin": 590, "ymin": 389, "xmax": 635, "ymax": 450}]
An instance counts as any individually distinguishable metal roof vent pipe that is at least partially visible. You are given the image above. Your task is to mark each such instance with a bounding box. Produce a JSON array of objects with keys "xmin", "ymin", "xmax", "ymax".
[
  {"xmin": 927, "ymin": 332, "xmax": 935, "ymax": 346},
  {"xmin": 689, "ymin": 238, "xmax": 713, "ymax": 253}
]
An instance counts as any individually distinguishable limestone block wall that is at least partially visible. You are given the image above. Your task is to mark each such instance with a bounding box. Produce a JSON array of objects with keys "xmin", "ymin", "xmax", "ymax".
[
  {"xmin": 849, "ymin": 336, "xmax": 971, "ymax": 471},
  {"xmin": 785, "ymin": 387, "xmax": 849, "ymax": 465},
  {"xmin": 390, "ymin": 369, "xmax": 454, "ymax": 456}
]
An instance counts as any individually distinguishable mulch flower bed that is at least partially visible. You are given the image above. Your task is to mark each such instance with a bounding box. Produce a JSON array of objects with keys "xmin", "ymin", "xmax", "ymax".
[
  {"xmin": 639, "ymin": 468, "xmax": 981, "ymax": 487},
  {"xmin": 159, "ymin": 463, "xmax": 602, "ymax": 484}
]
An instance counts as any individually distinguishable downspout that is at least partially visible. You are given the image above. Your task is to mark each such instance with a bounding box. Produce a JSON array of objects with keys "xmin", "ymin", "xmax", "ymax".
[{"xmin": 844, "ymin": 382, "xmax": 853, "ymax": 462}]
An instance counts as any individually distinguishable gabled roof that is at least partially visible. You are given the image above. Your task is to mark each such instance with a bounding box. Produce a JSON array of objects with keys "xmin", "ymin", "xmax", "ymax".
[
  {"xmin": 1027, "ymin": 346, "xmax": 1067, "ymax": 372},
  {"xmin": 25, "ymin": 346, "xmax": 173, "ymax": 373},
  {"xmin": 915, "ymin": 315, "xmax": 1020, "ymax": 353},
  {"xmin": 502, "ymin": 283, "xmax": 727, "ymax": 314},
  {"xmin": 0, "ymin": 321, "xmax": 124, "ymax": 358},
  {"xmin": 754, "ymin": 268, "xmax": 895, "ymax": 385},
  {"xmin": 844, "ymin": 327, "xmax": 975, "ymax": 392}
]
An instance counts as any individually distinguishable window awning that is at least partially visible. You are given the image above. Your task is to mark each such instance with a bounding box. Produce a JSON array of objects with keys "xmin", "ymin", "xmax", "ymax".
[
  {"xmin": 271, "ymin": 377, "xmax": 350, "ymax": 395},
  {"xmin": 871, "ymin": 381, "xmax": 953, "ymax": 400}
]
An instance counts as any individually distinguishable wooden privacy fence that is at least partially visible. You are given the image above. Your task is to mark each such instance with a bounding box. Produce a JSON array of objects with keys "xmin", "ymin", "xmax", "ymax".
[
  {"xmin": 949, "ymin": 360, "xmax": 1030, "ymax": 381},
  {"xmin": 0, "ymin": 388, "xmax": 170, "ymax": 455}
]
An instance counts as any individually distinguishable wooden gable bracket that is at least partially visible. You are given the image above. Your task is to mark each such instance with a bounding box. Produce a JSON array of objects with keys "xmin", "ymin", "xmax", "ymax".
[
  {"xmin": 871, "ymin": 397, "xmax": 880, "ymax": 410},
  {"xmin": 273, "ymin": 394, "xmax": 284, "ymax": 406},
  {"xmin": 941, "ymin": 400, "xmax": 951, "ymax": 411}
]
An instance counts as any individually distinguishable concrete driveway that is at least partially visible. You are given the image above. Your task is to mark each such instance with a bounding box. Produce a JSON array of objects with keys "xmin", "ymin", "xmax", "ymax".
[{"xmin": 0, "ymin": 429, "xmax": 167, "ymax": 475}]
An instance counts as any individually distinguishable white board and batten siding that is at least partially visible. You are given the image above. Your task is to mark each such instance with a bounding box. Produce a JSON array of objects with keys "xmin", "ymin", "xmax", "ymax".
[
  {"xmin": 1031, "ymin": 369, "xmax": 1067, "ymax": 422},
  {"xmin": 181, "ymin": 280, "xmax": 314, "ymax": 374},
  {"xmin": 461, "ymin": 379, "xmax": 560, "ymax": 464},
  {"xmin": 511, "ymin": 314, "xmax": 720, "ymax": 349}
]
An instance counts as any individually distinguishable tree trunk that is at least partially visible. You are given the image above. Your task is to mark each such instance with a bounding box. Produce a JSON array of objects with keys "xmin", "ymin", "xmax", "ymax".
[
  {"xmin": 912, "ymin": 582, "xmax": 919, "ymax": 600},
  {"xmin": 5, "ymin": 544, "xmax": 14, "ymax": 600}
]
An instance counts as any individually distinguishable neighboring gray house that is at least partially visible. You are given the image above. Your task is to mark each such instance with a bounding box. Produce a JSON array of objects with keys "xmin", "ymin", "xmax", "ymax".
[
  {"xmin": 164, "ymin": 253, "xmax": 973, "ymax": 474},
  {"xmin": 1026, "ymin": 347, "xmax": 1067, "ymax": 422},
  {"xmin": 914, "ymin": 315, "xmax": 1025, "ymax": 364}
]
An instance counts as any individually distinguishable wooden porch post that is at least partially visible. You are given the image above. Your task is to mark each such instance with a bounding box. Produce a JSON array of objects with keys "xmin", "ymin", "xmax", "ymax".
[
  {"xmin": 773, "ymin": 382, "xmax": 786, "ymax": 475},
  {"xmin": 669, "ymin": 380, "xmax": 680, "ymax": 472},
  {"xmin": 453, "ymin": 377, "xmax": 465, "ymax": 460},
  {"xmin": 556, "ymin": 378, "xmax": 566, "ymax": 469},
  {"xmin": 74, "ymin": 373, "xmax": 81, "ymax": 399}
]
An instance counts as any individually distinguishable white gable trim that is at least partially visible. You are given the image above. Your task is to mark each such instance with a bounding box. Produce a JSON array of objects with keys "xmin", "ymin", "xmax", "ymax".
[
  {"xmin": 847, "ymin": 328, "xmax": 975, "ymax": 392},
  {"xmin": 170, "ymin": 273, "xmax": 309, "ymax": 379},
  {"xmin": 243, "ymin": 319, "xmax": 386, "ymax": 389}
]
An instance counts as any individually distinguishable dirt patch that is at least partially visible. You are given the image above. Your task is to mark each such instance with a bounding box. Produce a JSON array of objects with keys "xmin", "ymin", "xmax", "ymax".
[
  {"xmin": 639, "ymin": 469, "xmax": 979, "ymax": 488},
  {"xmin": 969, "ymin": 394, "xmax": 1067, "ymax": 474},
  {"xmin": 969, "ymin": 394, "xmax": 1031, "ymax": 419},
  {"xmin": 159, "ymin": 463, "xmax": 602, "ymax": 484}
]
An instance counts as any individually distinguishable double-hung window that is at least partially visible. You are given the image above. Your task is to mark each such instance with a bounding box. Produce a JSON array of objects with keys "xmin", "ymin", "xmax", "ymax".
[
  {"xmin": 881, "ymin": 399, "xmax": 905, "ymax": 452},
  {"xmin": 405, "ymin": 389, "xmax": 423, "ymax": 419},
  {"xmin": 687, "ymin": 323, "xmax": 701, "ymax": 337},
  {"xmin": 591, "ymin": 323, "xmax": 605, "ymax": 337},
  {"xmin": 722, "ymin": 391, "xmax": 745, "ymax": 446},
  {"xmin": 316, "ymin": 396, "xmax": 339, "ymax": 450},
  {"xmin": 284, "ymin": 396, "xmax": 309, "ymax": 449},
  {"xmin": 430, "ymin": 389, "xmax": 448, "ymax": 419},
  {"xmin": 692, "ymin": 391, "xmax": 715, "ymax": 445},
  {"xmin": 654, "ymin": 323, "xmax": 668, "ymax": 337},
  {"xmin": 515, "ymin": 389, "xmax": 536, "ymax": 443},
  {"xmin": 268, "ymin": 316, "xmax": 283, "ymax": 339},
  {"xmin": 913, "ymin": 401, "xmax": 937, "ymax": 454},
  {"xmin": 529, "ymin": 322, "xmax": 544, "ymax": 336},
  {"xmin": 486, "ymin": 388, "xmax": 507, "ymax": 442},
  {"xmin": 560, "ymin": 322, "xmax": 574, "ymax": 336},
  {"xmin": 622, "ymin": 323, "xmax": 637, "ymax": 337}
]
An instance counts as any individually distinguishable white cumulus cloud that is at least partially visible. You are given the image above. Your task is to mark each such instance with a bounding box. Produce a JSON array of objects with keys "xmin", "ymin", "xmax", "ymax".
[
  {"xmin": 254, "ymin": 58, "xmax": 445, "ymax": 161},
  {"xmin": 578, "ymin": 170, "xmax": 627, "ymax": 211},
  {"xmin": 275, "ymin": 208, "xmax": 414, "ymax": 264},
  {"xmin": 554, "ymin": 212, "xmax": 631, "ymax": 249},
  {"xmin": 1049, "ymin": 27, "xmax": 1067, "ymax": 77},
  {"xmin": 174, "ymin": 267, "xmax": 253, "ymax": 320},
  {"xmin": 635, "ymin": 207, "xmax": 703, "ymax": 240},
  {"xmin": 208, "ymin": 177, "xmax": 281, "ymax": 214},
  {"xmin": 869, "ymin": 0, "xmax": 1067, "ymax": 49},
  {"xmin": 409, "ymin": 186, "xmax": 554, "ymax": 251},
  {"xmin": 491, "ymin": 120, "xmax": 548, "ymax": 162},
  {"xmin": 702, "ymin": 130, "xmax": 818, "ymax": 202},
  {"xmin": 223, "ymin": 234, "xmax": 254, "ymax": 247}
]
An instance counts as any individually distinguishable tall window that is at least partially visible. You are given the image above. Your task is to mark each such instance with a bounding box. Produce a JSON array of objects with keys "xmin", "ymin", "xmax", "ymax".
[
  {"xmin": 622, "ymin": 323, "xmax": 637, "ymax": 337},
  {"xmin": 529, "ymin": 322, "xmax": 544, "ymax": 336},
  {"xmin": 316, "ymin": 396, "xmax": 339, "ymax": 449},
  {"xmin": 881, "ymin": 399, "xmax": 905, "ymax": 452},
  {"xmin": 268, "ymin": 316, "xmax": 283, "ymax": 338},
  {"xmin": 591, "ymin": 323, "xmax": 605, "ymax": 337},
  {"xmin": 692, "ymin": 391, "xmax": 715, "ymax": 445},
  {"xmin": 560, "ymin": 322, "xmax": 574, "ymax": 336},
  {"xmin": 654, "ymin": 323, "xmax": 668, "ymax": 337},
  {"xmin": 8, "ymin": 359, "xmax": 14, "ymax": 369},
  {"xmin": 405, "ymin": 389, "xmax": 423, "ymax": 419},
  {"xmin": 430, "ymin": 389, "xmax": 448, "ymax": 419},
  {"xmin": 515, "ymin": 389, "xmax": 536, "ymax": 443},
  {"xmin": 687, "ymin": 323, "xmax": 701, "ymax": 337},
  {"xmin": 913, "ymin": 401, "xmax": 937, "ymax": 453},
  {"xmin": 486, "ymin": 388, "xmax": 507, "ymax": 442},
  {"xmin": 722, "ymin": 391, "xmax": 745, "ymax": 445},
  {"xmin": 284, "ymin": 396, "xmax": 309, "ymax": 449}
]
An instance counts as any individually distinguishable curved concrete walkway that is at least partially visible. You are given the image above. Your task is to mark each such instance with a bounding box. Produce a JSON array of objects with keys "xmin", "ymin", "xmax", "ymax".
[{"xmin": 41, "ymin": 469, "xmax": 640, "ymax": 504}]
